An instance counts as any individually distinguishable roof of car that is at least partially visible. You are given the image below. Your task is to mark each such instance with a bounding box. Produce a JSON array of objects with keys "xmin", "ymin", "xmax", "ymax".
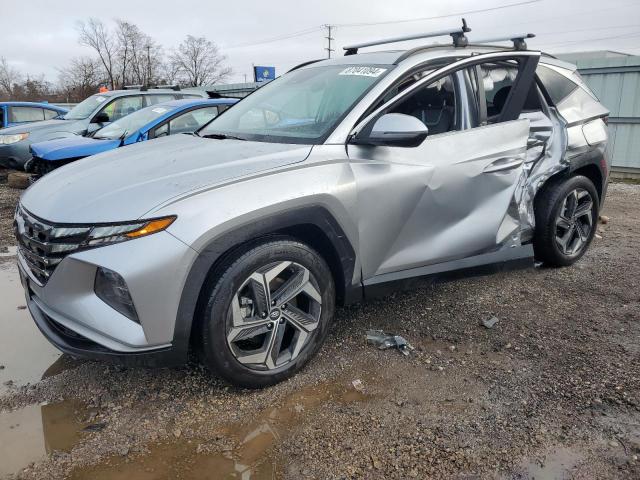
[
  {"xmin": 157, "ymin": 98, "xmax": 239, "ymax": 109},
  {"xmin": 0, "ymin": 101, "xmax": 68, "ymax": 110},
  {"xmin": 95, "ymin": 89, "xmax": 206, "ymax": 97},
  {"xmin": 299, "ymin": 44, "xmax": 576, "ymax": 71}
]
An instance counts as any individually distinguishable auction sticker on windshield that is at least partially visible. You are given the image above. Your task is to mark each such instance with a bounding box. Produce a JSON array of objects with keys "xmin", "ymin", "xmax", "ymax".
[
  {"xmin": 339, "ymin": 67, "xmax": 387, "ymax": 77},
  {"xmin": 152, "ymin": 108, "xmax": 168, "ymax": 114}
]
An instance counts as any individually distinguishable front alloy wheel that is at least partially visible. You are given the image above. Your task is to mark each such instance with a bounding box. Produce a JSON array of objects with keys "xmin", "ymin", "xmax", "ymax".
[
  {"xmin": 227, "ymin": 261, "xmax": 322, "ymax": 371},
  {"xmin": 199, "ymin": 238, "xmax": 335, "ymax": 388}
]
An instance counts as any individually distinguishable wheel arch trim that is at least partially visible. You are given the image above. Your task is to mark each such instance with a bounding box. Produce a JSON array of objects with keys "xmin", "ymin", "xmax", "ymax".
[{"xmin": 172, "ymin": 205, "xmax": 360, "ymax": 360}]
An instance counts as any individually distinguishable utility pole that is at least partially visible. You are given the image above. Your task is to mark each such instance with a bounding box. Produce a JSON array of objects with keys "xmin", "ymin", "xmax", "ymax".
[
  {"xmin": 146, "ymin": 44, "xmax": 151, "ymax": 85},
  {"xmin": 324, "ymin": 24, "xmax": 335, "ymax": 59}
]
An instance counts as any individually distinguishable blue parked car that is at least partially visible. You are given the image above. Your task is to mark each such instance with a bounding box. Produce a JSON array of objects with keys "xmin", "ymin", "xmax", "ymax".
[
  {"xmin": 0, "ymin": 102, "xmax": 68, "ymax": 129},
  {"xmin": 0, "ymin": 88, "xmax": 206, "ymax": 169},
  {"xmin": 27, "ymin": 98, "xmax": 238, "ymax": 175}
]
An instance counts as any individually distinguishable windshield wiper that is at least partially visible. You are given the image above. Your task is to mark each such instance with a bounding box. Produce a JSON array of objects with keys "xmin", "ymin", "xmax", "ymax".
[{"xmin": 201, "ymin": 132, "xmax": 247, "ymax": 141}]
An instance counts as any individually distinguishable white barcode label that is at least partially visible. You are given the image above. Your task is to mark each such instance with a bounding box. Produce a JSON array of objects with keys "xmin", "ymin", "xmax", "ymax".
[{"xmin": 339, "ymin": 67, "xmax": 387, "ymax": 77}]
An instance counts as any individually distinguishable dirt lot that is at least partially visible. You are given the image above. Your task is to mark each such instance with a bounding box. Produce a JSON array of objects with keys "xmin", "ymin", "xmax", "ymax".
[{"xmin": 0, "ymin": 179, "xmax": 639, "ymax": 479}]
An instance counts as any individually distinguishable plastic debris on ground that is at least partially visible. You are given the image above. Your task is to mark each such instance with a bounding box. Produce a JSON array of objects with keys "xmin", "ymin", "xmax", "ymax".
[
  {"xmin": 365, "ymin": 329, "xmax": 414, "ymax": 356},
  {"xmin": 352, "ymin": 379, "xmax": 365, "ymax": 393},
  {"xmin": 481, "ymin": 316, "xmax": 499, "ymax": 329}
]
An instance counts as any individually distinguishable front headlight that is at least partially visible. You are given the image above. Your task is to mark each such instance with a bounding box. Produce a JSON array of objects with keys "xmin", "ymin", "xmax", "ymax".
[
  {"xmin": 0, "ymin": 133, "xmax": 29, "ymax": 144},
  {"xmin": 86, "ymin": 216, "xmax": 177, "ymax": 247}
]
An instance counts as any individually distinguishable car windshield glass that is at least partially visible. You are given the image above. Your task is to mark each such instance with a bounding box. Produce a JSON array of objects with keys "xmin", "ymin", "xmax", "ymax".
[
  {"xmin": 63, "ymin": 95, "xmax": 110, "ymax": 120},
  {"xmin": 198, "ymin": 64, "xmax": 391, "ymax": 144},
  {"xmin": 93, "ymin": 104, "xmax": 174, "ymax": 140}
]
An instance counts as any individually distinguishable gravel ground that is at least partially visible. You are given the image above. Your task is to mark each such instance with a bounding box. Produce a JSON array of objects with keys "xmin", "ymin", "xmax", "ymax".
[
  {"xmin": 0, "ymin": 180, "xmax": 21, "ymax": 252},
  {"xmin": 0, "ymin": 181, "xmax": 639, "ymax": 479}
]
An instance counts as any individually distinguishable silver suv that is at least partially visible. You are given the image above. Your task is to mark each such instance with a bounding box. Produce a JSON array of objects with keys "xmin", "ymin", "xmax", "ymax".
[{"xmin": 15, "ymin": 27, "xmax": 610, "ymax": 388}]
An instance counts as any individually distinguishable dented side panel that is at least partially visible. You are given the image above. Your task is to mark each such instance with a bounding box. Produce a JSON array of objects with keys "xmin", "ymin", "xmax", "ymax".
[{"xmin": 348, "ymin": 119, "xmax": 530, "ymax": 279}]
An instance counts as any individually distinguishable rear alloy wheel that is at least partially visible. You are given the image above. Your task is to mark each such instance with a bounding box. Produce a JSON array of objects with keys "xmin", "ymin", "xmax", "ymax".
[
  {"xmin": 199, "ymin": 239, "xmax": 335, "ymax": 388},
  {"xmin": 554, "ymin": 188, "xmax": 594, "ymax": 256},
  {"xmin": 534, "ymin": 175, "xmax": 599, "ymax": 267}
]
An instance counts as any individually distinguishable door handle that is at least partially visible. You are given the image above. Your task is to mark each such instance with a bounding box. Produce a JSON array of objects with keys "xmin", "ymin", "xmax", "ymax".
[{"xmin": 483, "ymin": 157, "xmax": 524, "ymax": 173}]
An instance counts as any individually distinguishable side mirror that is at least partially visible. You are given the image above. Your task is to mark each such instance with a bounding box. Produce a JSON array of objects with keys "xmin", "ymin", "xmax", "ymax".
[
  {"xmin": 353, "ymin": 113, "xmax": 428, "ymax": 147},
  {"xmin": 92, "ymin": 112, "xmax": 110, "ymax": 124},
  {"xmin": 86, "ymin": 123, "xmax": 102, "ymax": 135}
]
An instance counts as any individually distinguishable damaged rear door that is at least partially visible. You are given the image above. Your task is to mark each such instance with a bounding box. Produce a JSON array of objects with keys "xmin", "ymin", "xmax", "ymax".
[{"xmin": 347, "ymin": 51, "xmax": 541, "ymax": 282}]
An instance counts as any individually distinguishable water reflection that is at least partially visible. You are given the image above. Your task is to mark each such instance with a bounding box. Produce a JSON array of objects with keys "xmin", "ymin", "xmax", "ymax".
[{"xmin": 0, "ymin": 400, "xmax": 87, "ymax": 477}]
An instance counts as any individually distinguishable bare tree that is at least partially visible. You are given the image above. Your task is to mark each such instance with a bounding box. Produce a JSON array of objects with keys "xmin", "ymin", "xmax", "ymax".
[
  {"xmin": 0, "ymin": 56, "xmax": 23, "ymax": 99},
  {"xmin": 77, "ymin": 18, "xmax": 118, "ymax": 90},
  {"xmin": 169, "ymin": 35, "xmax": 231, "ymax": 87},
  {"xmin": 11, "ymin": 75, "xmax": 52, "ymax": 101},
  {"xmin": 58, "ymin": 56, "xmax": 105, "ymax": 102}
]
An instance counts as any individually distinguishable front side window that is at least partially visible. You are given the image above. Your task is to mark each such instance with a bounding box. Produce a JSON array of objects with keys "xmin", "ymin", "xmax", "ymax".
[
  {"xmin": 199, "ymin": 65, "xmax": 392, "ymax": 144},
  {"xmin": 8, "ymin": 107, "xmax": 44, "ymax": 123},
  {"xmin": 170, "ymin": 107, "xmax": 218, "ymax": 134},
  {"xmin": 99, "ymin": 96, "xmax": 144, "ymax": 123},
  {"xmin": 93, "ymin": 104, "xmax": 172, "ymax": 140},
  {"xmin": 387, "ymin": 75, "xmax": 458, "ymax": 135},
  {"xmin": 64, "ymin": 95, "xmax": 109, "ymax": 120}
]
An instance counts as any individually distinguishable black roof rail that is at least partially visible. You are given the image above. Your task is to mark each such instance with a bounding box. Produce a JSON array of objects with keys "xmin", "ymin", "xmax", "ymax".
[
  {"xmin": 205, "ymin": 91, "xmax": 241, "ymax": 100},
  {"xmin": 343, "ymin": 18, "xmax": 470, "ymax": 55},
  {"xmin": 287, "ymin": 59, "xmax": 324, "ymax": 73},
  {"xmin": 122, "ymin": 84, "xmax": 181, "ymax": 91}
]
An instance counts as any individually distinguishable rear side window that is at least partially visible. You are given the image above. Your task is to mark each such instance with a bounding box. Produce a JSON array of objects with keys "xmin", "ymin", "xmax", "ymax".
[
  {"xmin": 146, "ymin": 95, "xmax": 176, "ymax": 106},
  {"xmin": 44, "ymin": 109, "xmax": 60, "ymax": 119},
  {"xmin": 8, "ymin": 107, "xmax": 44, "ymax": 123},
  {"xmin": 536, "ymin": 65, "xmax": 578, "ymax": 105}
]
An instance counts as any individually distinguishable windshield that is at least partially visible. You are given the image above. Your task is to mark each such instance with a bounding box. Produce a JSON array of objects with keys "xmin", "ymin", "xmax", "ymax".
[
  {"xmin": 63, "ymin": 94, "xmax": 110, "ymax": 120},
  {"xmin": 94, "ymin": 104, "xmax": 173, "ymax": 140},
  {"xmin": 199, "ymin": 65, "xmax": 391, "ymax": 144}
]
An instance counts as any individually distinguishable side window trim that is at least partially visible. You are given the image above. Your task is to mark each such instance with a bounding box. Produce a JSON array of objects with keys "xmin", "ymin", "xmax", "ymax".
[
  {"xmin": 350, "ymin": 51, "xmax": 542, "ymax": 138},
  {"xmin": 473, "ymin": 65, "xmax": 488, "ymax": 126}
]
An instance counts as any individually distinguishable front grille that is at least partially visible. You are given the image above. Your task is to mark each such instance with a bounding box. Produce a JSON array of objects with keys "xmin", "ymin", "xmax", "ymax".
[{"xmin": 14, "ymin": 206, "xmax": 91, "ymax": 285}]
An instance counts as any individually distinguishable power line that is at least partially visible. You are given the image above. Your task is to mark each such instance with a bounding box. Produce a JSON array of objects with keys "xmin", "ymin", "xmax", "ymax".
[
  {"xmin": 334, "ymin": 0, "xmax": 541, "ymax": 28},
  {"xmin": 220, "ymin": 0, "xmax": 543, "ymax": 51},
  {"xmin": 224, "ymin": 27, "xmax": 321, "ymax": 50}
]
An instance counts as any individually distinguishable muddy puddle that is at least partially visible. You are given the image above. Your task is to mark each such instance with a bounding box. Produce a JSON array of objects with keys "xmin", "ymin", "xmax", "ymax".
[
  {"xmin": 69, "ymin": 380, "xmax": 369, "ymax": 479},
  {"xmin": 519, "ymin": 446, "xmax": 583, "ymax": 479},
  {"xmin": 0, "ymin": 399, "xmax": 88, "ymax": 477},
  {"xmin": 0, "ymin": 261, "xmax": 63, "ymax": 394}
]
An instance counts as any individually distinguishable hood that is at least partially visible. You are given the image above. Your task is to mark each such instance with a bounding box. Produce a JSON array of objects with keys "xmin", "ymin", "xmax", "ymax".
[
  {"xmin": 31, "ymin": 136, "xmax": 121, "ymax": 161},
  {"xmin": 21, "ymin": 134, "xmax": 312, "ymax": 223},
  {"xmin": 0, "ymin": 118, "xmax": 74, "ymax": 135}
]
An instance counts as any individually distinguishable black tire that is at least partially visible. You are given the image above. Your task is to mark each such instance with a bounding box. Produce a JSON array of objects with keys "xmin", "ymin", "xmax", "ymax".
[
  {"xmin": 533, "ymin": 175, "xmax": 599, "ymax": 267},
  {"xmin": 199, "ymin": 238, "xmax": 335, "ymax": 388}
]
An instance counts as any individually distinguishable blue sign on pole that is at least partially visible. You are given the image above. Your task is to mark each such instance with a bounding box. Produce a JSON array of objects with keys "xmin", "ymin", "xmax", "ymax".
[{"xmin": 253, "ymin": 66, "xmax": 276, "ymax": 83}]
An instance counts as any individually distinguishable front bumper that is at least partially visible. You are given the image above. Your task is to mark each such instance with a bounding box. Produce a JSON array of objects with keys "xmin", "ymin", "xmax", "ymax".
[
  {"xmin": 17, "ymin": 230, "xmax": 198, "ymax": 367},
  {"xmin": 0, "ymin": 142, "xmax": 31, "ymax": 169}
]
